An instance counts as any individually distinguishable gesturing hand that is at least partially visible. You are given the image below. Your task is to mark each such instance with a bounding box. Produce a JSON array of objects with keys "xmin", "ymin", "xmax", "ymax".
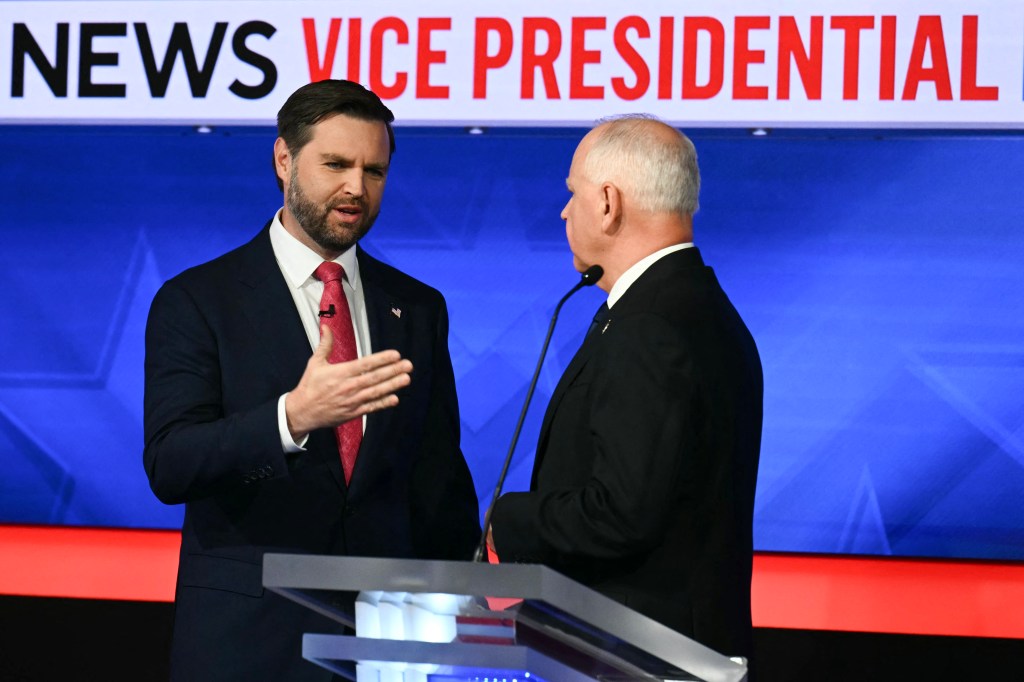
[{"xmin": 285, "ymin": 326, "xmax": 413, "ymax": 441}]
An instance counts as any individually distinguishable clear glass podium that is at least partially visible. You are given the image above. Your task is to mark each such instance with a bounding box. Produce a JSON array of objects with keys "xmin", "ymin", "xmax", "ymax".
[{"xmin": 263, "ymin": 553, "xmax": 748, "ymax": 682}]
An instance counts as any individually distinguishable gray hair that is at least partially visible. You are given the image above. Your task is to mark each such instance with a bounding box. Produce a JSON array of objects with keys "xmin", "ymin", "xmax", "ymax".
[{"xmin": 582, "ymin": 114, "xmax": 700, "ymax": 216}]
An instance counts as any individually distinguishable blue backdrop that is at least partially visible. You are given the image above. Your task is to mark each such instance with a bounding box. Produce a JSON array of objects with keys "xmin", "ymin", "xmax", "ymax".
[{"xmin": 1, "ymin": 125, "xmax": 1022, "ymax": 560}]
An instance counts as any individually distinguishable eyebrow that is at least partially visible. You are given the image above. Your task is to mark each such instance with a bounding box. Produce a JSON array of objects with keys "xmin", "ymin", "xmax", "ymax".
[
  {"xmin": 320, "ymin": 153, "xmax": 389, "ymax": 173},
  {"xmin": 320, "ymin": 153, "xmax": 353, "ymax": 165}
]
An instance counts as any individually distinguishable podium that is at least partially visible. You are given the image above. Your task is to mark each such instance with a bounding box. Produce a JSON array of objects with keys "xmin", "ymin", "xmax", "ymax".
[{"xmin": 263, "ymin": 553, "xmax": 748, "ymax": 682}]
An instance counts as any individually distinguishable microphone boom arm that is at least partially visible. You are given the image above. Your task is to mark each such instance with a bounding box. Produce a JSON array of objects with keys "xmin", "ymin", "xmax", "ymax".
[{"xmin": 472, "ymin": 265, "xmax": 603, "ymax": 562}]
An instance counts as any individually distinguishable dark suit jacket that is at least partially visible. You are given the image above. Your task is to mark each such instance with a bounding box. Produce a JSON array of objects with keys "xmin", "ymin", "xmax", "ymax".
[
  {"xmin": 491, "ymin": 247, "xmax": 762, "ymax": 659},
  {"xmin": 143, "ymin": 224, "xmax": 479, "ymax": 681}
]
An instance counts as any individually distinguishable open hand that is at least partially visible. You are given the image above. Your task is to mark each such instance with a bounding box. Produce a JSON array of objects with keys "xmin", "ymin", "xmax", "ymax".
[{"xmin": 284, "ymin": 326, "xmax": 413, "ymax": 440}]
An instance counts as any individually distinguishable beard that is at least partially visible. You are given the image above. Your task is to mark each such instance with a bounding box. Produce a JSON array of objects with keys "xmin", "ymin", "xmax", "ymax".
[{"xmin": 286, "ymin": 168, "xmax": 379, "ymax": 254}]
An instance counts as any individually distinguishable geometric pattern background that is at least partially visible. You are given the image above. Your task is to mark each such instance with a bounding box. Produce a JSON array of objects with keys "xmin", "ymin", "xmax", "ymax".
[{"xmin": 1, "ymin": 125, "xmax": 1022, "ymax": 560}]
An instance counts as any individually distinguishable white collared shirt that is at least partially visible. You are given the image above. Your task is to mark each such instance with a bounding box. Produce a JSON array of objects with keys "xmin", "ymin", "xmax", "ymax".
[
  {"xmin": 269, "ymin": 210, "xmax": 372, "ymax": 451},
  {"xmin": 606, "ymin": 242, "xmax": 695, "ymax": 309}
]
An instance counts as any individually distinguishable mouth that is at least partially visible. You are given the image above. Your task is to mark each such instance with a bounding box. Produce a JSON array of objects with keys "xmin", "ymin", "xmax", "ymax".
[{"xmin": 332, "ymin": 204, "xmax": 363, "ymax": 223}]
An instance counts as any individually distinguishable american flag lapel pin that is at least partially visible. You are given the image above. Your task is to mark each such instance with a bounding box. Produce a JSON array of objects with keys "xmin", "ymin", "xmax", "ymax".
[{"xmin": 391, "ymin": 306, "xmax": 402, "ymax": 319}]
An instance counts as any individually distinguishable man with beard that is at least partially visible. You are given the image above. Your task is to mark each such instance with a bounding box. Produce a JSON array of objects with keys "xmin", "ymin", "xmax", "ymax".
[{"xmin": 144, "ymin": 80, "xmax": 480, "ymax": 681}]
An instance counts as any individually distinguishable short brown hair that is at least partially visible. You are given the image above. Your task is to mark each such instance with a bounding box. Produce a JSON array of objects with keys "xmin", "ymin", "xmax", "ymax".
[{"xmin": 272, "ymin": 79, "xmax": 396, "ymax": 191}]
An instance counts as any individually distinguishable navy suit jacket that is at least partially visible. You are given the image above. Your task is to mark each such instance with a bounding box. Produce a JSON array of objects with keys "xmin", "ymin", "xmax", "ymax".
[
  {"xmin": 491, "ymin": 247, "xmax": 762, "ymax": 659},
  {"xmin": 144, "ymin": 224, "xmax": 479, "ymax": 680}
]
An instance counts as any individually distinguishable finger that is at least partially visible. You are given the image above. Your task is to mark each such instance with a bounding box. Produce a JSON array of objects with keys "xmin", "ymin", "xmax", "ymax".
[
  {"xmin": 350, "ymin": 371, "xmax": 413, "ymax": 407},
  {"xmin": 321, "ymin": 371, "xmax": 409, "ymax": 427},
  {"xmin": 371, "ymin": 394, "xmax": 399, "ymax": 412},
  {"xmin": 343, "ymin": 362, "xmax": 412, "ymax": 396},
  {"xmin": 321, "ymin": 357, "xmax": 411, "ymax": 385},
  {"xmin": 345, "ymin": 393, "xmax": 399, "ymax": 421},
  {"xmin": 328, "ymin": 358, "xmax": 412, "ymax": 388},
  {"xmin": 315, "ymin": 325, "xmax": 334, "ymax": 360},
  {"xmin": 350, "ymin": 349, "xmax": 407, "ymax": 373}
]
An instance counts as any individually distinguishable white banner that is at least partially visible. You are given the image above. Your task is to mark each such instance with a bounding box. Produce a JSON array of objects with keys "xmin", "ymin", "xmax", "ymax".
[{"xmin": 1, "ymin": 0, "xmax": 1022, "ymax": 127}]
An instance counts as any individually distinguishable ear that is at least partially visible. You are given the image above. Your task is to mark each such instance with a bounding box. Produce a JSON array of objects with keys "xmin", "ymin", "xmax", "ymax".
[
  {"xmin": 273, "ymin": 137, "xmax": 291, "ymax": 187},
  {"xmin": 600, "ymin": 182, "xmax": 624, "ymax": 234}
]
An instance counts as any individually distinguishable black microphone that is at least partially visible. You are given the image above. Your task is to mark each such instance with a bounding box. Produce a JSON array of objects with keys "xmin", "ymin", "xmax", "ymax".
[
  {"xmin": 318, "ymin": 304, "xmax": 336, "ymax": 318},
  {"xmin": 473, "ymin": 264, "xmax": 604, "ymax": 562}
]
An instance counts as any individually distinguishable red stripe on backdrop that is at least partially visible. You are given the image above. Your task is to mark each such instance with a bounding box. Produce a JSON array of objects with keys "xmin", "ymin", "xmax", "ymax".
[
  {"xmin": 0, "ymin": 525, "xmax": 179, "ymax": 602},
  {"xmin": 752, "ymin": 552, "xmax": 1024, "ymax": 638},
  {"xmin": 1, "ymin": 525, "xmax": 1021, "ymax": 638}
]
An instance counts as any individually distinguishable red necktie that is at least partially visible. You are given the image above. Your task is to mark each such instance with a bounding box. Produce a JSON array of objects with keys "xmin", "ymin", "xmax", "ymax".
[{"xmin": 313, "ymin": 261, "xmax": 362, "ymax": 484}]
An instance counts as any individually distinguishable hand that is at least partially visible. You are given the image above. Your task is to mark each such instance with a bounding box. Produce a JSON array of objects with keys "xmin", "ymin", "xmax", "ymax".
[
  {"xmin": 486, "ymin": 525, "xmax": 495, "ymax": 553},
  {"xmin": 285, "ymin": 326, "xmax": 413, "ymax": 440}
]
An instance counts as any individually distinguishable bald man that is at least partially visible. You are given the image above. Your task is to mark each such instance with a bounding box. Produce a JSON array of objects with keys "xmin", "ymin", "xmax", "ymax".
[{"xmin": 489, "ymin": 116, "xmax": 763, "ymax": 660}]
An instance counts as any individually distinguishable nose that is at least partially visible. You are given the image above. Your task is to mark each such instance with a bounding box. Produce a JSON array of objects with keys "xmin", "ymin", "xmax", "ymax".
[
  {"xmin": 561, "ymin": 198, "xmax": 570, "ymax": 220},
  {"xmin": 341, "ymin": 168, "xmax": 365, "ymax": 197}
]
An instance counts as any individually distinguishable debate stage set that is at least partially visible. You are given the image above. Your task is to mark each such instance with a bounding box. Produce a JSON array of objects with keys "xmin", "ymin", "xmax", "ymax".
[{"xmin": 1, "ymin": 2, "xmax": 1023, "ymax": 680}]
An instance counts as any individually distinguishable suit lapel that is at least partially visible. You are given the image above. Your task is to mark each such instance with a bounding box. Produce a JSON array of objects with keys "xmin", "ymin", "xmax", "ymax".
[
  {"xmin": 347, "ymin": 249, "xmax": 410, "ymax": 493},
  {"xmin": 530, "ymin": 248, "xmax": 706, "ymax": 484},
  {"xmin": 233, "ymin": 226, "xmax": 312, "ymax": 393},
  {"xmin": 531, "ymin": 322, "xmax": 605, "ymax": 484},
  {"xmin": 233, "ymin": 225, "xmax": 349, "ymax": 491}
]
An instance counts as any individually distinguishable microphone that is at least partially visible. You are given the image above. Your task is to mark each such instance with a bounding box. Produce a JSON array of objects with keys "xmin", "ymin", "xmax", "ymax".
[
  {"xmin": 318, "ymin": 304, "xmax": 336, "ymax": 318},
  {"xmin": 472, "ymin": 264, "xmax": 604, "ymax": 562}
]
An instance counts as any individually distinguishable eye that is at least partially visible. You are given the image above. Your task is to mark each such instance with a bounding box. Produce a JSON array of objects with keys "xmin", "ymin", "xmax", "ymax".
[{"xmin": 366, "ymin": 168, "xmax": 387, "ymax": 179}]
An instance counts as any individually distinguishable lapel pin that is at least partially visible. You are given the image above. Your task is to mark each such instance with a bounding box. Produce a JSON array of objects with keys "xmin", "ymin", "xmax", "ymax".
[
  {"xmin": 391, "ymin": 306, "xmax": 402, "ymax": 319},
  {"xmin": 601, "ymin": 319, "xmax": 611, "ymax": 334}
]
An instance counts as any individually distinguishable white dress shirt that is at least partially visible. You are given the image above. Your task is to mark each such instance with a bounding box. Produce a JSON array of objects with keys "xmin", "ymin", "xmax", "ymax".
[
  {"xmin": 268, "ymin": 210, "xmax": 372, "ymax": 451},
  {"xmin": 606, "ymin": 242, "xmax": 695, "ymax": 309}
]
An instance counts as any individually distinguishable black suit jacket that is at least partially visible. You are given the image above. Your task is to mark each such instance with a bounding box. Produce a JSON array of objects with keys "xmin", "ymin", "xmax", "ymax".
[
  {"xmin": 143, "ymin": 225, "xmax": 479, "ymax": 681},
  {"xmin": 491, "ymin": 247, "xmax": 762, "ymax": 659}
]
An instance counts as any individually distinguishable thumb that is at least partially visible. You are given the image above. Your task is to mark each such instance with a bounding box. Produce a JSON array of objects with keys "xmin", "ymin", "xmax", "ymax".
[{"xmin": 315, "ymin": 325, "xmax": 334, "ymax": 361}]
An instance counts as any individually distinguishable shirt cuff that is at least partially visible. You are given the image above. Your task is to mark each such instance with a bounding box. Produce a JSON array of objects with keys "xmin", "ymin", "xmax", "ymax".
[{"xmin": 278, "ymin": 393, "xmax": 308, "ymax": 453}]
